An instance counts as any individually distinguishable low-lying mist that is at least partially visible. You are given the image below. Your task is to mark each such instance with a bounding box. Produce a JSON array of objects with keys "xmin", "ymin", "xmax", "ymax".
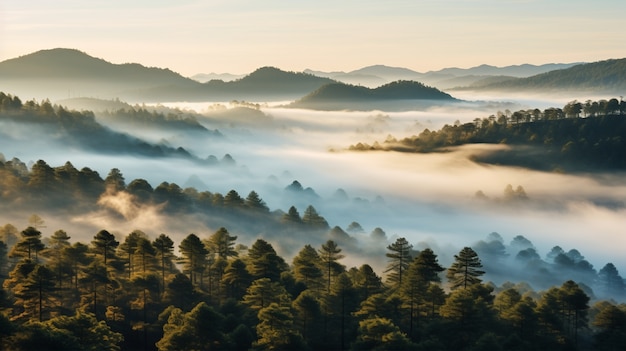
[{"xmin": 2, "ymin": 92, "xmax": 625, "ymax": 299}]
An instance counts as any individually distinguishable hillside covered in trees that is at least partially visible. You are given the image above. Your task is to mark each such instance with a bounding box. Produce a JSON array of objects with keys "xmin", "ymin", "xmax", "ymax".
[
  {"xmin": 0, "ymin": 92, "xmax": 230, "ymax": 164},
  {"xmin": 290, "ymin": 80, "xmax": 456, "ymax": 111},
  {"xmin": 350, "ymin": 98, "xmax": 626, "ymax": 172},
  {"xmin": 1, "ymin": 150, "xmax": 626, "ymax": 350}
]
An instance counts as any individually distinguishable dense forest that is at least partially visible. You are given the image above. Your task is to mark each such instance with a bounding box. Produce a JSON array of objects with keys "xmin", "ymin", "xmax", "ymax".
[
  {"xmin": 2, "ymin": 91, "xmax": 626, "ymax": 350},
  {"xmin": 0, "ymin": 92, "xmax": 232, "ymax": 165},
  {"xmin": 350, "ymin": 98, "xmax": 626, "ymax": 172},
  {"xmin": 1, "ymin": 218, "xmax": 625, "ymax": 350},
  {"xmin": 1, "ymin": 154, "xmax": 626, "ymax": 350}
]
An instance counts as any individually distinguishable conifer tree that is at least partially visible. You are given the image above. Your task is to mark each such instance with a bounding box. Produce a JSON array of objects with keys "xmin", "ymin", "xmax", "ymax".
[
  {"xmin": 178, "ymin": 233, "xmax": 208, "ymax": 286},
  {"xmin": 446, "ymin": 247, "xmax": 485, "ymax": 290},
  {"xmin": 152, "ymin": 233, "xmax": 175, "ymax": 295},
  {"xmin": 245, "ymin": 190, "xmax": 269, "ymax": 212},
  {"xmin": 220, "ymin": 258, "xmax": 252, "ymax": 300},
  {"xmin": 281, "ymin": 206, "xmax": 302, "ymax": 225},
  {"xmin": 91, "ymin": 230, "xmax": 119, "ymax": 268},
  {"xmin": 205, "ymin": 227, "xmax": 238, "ymax": 260},
  {"xmin": 292, "ymin": 244, "xmax": 324, "ymax": 291},
  {"xmin": 302, "ymin": 205, "xmax": 329, "ymax": 230},
  {"xmin": 318, "ymin": 240, "xmax": 345, "ymax": 293},
  {"xmin": 247, "ymin": 239, "xmax": 287, "ymax": 281},
  {"xmin": 10, "ymin": 226, "xmax": 45, "ymax": 262},
  {"xmin": 384, "ymin": 237, "xmax": 413, "ymax": 289}
]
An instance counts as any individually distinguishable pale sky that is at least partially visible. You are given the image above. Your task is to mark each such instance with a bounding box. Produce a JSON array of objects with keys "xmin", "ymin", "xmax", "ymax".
[{"xmin": 1, "ymin": 0, "xmax": 624, "ymax": 76}]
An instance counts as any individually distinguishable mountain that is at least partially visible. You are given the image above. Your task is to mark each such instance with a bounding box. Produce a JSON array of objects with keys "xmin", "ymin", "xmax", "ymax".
[
  {"xmin": 349, "ymin": 65, "xmax": 424, "ymax": 81},
  {"xmin": 431, "ymin": 63, "xmax": 580, "ymax": 78},
  {"xmin": 0, "ymin": 49, "xmax": 336, "ymax": 102},
  {"xmin": 0, "ymin": 48, "xmax": 201, "ymax": 100},
  {"xmin": 290, "ymin": 80, "xmax": 456, "ymax": 111},
  {"xmin": 137, "ymin": 66, "xmax": 338, "ymax": 101},
  {"xmin": 224, "ymin": 66, "xmax": 335, "ymax": 93},
  {"xmin": 456, "ymin": 58, "xmax": 626, "ymax": 93},
  {"xmin": 304, "ymin": 65, "xmax": 424, "ymax": 88},
  {"xmin": 304, "ymin": 63, "xmax": 579, "ymax": 90}
]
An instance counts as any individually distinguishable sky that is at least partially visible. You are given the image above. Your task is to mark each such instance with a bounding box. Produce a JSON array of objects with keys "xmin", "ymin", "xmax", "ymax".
[{"xmin": 1, "ymin": 0, "xmax": 625, "ymax": 76}]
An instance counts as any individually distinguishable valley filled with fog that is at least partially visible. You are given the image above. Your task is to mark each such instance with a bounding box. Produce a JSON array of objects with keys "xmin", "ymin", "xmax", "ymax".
[{"xmin": 2, "ymin": 90, "xmax": 625, "ymax": 290}]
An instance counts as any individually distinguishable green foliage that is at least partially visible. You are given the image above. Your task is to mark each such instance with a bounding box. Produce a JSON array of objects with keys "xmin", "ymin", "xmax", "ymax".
[
  {"xmin": 293, "ymin": 80, "xmax": 454, "ymax": 110},
  {"xmin": 318, "ymin": 240, "xmax": 345, "ymax": 293},
  {"xmin": 384, "ymin": 237, "xmax": 413, "ymax": 289},
  {"xmin": 302, "ymin": 205, "xmax": 329, "ymax": 230},
  {"xmin": 292, "ymin": 244, "xmax": 324, "ymax": 291},
  {"xmin": 351, "ymin": 99, "xmax": 626, "ymax": 171},
  {"xmin": 0, "ymin": 222, "xmax": 610, "ymax": 350},
  {"xmin": 255, "ymin": 303, "xmax": 305, "ymax": 351},
  {"xmin": 1, "ymin": 312, "xmax": 122, "ymax": 351},
  {"xmin": 352, "ymin": 317, "xmax": 417, "ymax": 351},
  {"xmin": 157, "ymin": 302, "xmax": 225, "ymax": 351},
  {"xmin": 246, "ymin": 239, "xmax": 287, "ymax": 281},
  {"xmin": 447, "ymin": 247, "xmax": 485, "ymax": 290},
  {"xmin": 10, "ymin": 226, "xmax": 45, "ymax": 262},
  {"xmin": 243, "ymin": 278, "xmax": 291, "ymax": 312},
  {"xmin": 206, "ymin": 227, "xmax": 238, "ymax": 260},
  {"xmin": 178, "ymin": 233, "xmax": 209, "ymax": 285}
]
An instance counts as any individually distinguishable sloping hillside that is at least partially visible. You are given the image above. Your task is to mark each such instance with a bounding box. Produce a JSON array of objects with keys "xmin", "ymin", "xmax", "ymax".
[
  {"xmin": 457, "ymin": 58, "xmax": 626, "ymax": 93},
  {"xmin": 290, "ymin": 80, "xmax": 456, "ymax": 110}
]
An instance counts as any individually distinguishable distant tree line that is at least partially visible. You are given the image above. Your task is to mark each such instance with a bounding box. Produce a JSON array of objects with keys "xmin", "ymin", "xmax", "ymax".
[
  {"xmin": 350, "ymin": 98, "xmax": 626, "ymax": 171},
  {"xmin": 98, "ymin": 107, "xmax": 213, "ymax": 133}
]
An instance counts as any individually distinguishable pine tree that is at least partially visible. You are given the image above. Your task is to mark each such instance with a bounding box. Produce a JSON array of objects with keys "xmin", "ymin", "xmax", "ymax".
[
  {"xmin": 281, "ymin": 206, "xmax": 302, "ymax": 225},
  {"xmin": 302, "ymin": 205, "xmax": 329, "ymax": 230},
  {"xmin": 446, "ymin": 247, "xmax": 485, "ymax": 290},
  {"xmin": 178, "ymin": 234, "xmax": 208, "ymax": 286},
  {"xmin": 220, "ymin": 258, "xmax": 252, "ymax": 300},
  {"xmin": 292, "ymin": 244, "xmax": 324, "ymax": 291},
  {"xmin": 42, "ymin": 230, "xmax": 72, "ymax": 304},
  {"xmin": 243, "ymin": 278, "xmax": 291, "ymax": 312},
  {"xmin": 10, "ymin": 226, "xmax": 45, "ymax": 262},
  {"xmin": 402, "ymin": 248, "xmax": 444, "ymax": 338},
  {"xmin": 152, "ymin": 233, "xmax": 175, "ymax": 296},
  {"xmin": 384, "ymin": 237, "xmax": 413, "ymax": 289},
  {"xmin": 247, "ymin": 239, "xmax": 287, "ymax": 281},
  {"xmin": 91, "ymin": 230, "xmax": 119, "ymax": 268},
  {"xmin": 205, "ymin": 227, "xmax": 238, "ymax": 260},
  {"xmin": 245, "ymin": 190, "xmax": 269, "ymax": 212},
  {"xmin": 318, "ymin": 240, "xmax": 345, "ymax": 293}
]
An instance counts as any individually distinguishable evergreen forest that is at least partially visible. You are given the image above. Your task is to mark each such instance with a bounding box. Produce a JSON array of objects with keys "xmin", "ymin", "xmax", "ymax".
[
  {"xmin": 350, "ymin": 98, "xmax": 626, "ymax": 172},
  {"xmin": 1, "ymin": 92, "xmax": 626, "ymax": 350}
]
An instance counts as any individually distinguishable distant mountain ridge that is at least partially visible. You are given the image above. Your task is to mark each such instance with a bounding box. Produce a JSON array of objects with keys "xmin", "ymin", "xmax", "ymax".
[
  {"xmin": 457, "ymin": 58, "xmax": 626, "ymax": 93},
  {"xmin": 2, "ymin": 48, "xmax": 622, "ymax": 103},
  {"xmin": 0, "ymin": 48, "xmax": 197, "ymax": 86},
  {"xmin": 0, "ymin": 49, "xmax": 336, "ymax": 101},
  {"xmin": 303, "ymin": 63, "xmax": 580, "ymax": 89}
]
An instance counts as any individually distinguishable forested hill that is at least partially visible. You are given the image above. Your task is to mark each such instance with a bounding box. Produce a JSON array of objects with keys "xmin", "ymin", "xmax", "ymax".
[
  {"xmin": 290, "ymin": 80, "xmax": 456, "ymax": 110},
  {"xmin": 350, "ymin": 99, "xmax": 626, "ymax": 172},
  {"xmin": 0, "ymin": 92, "xmax": 222, "ymax": 163},
  {"xmin": 1, "ymin": 153, "xmax": 626, "ymax": 349},
  {"xmin": 456, "ymin": 58, "xmax": 626, "ymax": 93}
]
